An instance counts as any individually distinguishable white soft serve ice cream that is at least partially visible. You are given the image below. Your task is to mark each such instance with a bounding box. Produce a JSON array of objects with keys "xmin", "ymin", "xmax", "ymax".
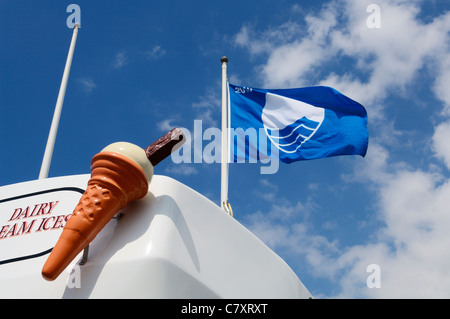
[{"xmin": 102, "ymin": 142, "xmax": 154, "ymax": 183}]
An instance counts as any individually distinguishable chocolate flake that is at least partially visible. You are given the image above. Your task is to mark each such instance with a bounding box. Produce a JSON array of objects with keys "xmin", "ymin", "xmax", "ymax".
[{"xmin": 145, "ymin": 128, "xmax": 185, "ymax": 166}]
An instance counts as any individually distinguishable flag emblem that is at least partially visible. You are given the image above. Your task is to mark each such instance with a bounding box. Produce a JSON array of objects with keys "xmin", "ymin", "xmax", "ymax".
[
  {"xmin": 262, "ymin": 92, "xmax": 325, "ymax": 153},
  {"xmin": 229, "ymin": 84, "xmax": 368, "ymax": 164}
]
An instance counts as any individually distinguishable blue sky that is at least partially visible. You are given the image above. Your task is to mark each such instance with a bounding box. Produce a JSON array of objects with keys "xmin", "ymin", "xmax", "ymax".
[{"xmin": 2, "ymin": 0, "xmax": 450, "ymax": 298}]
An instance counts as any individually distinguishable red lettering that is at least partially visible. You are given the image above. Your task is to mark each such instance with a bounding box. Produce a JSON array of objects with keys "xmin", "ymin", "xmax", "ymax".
[
  {"xmin": 1, "ymin": 211, "xmax": 71, "ymax": 240},
  {"xmin": 51, "ymin": 215, "xmax": 65, "ymax": 230},
  {"xmin": 12, "ymin": 220, "xmax": 37, "ymax": 236},
  {"xmin": 20, "ymin": 206, "xmax": 30, "ymax": 219},
  {"xmin": 0, "ymin": 225, "xmax": 10, "ymax": 239},
  {"xmin": 47, "ymin": 201, "xmax": 60, "ymax": 215},
  {"xmin": 8, "ymin": 201, "xmax": 60, "ymax": 223},
  {"xmin": 43, "ymin": 216, "xmax": 56, "ymax": 231},
  {"xmin": 35, "ymin": 203, "xmax": 49, "ymax": 216},
  {"xmin": 36, "ymin": 218, "xmax": 46, "ymax": 232},
  {"xmin": 3, "ymin": 223, "xmax": 17, "ymax": 238},
  {"xmin": 29, "ymin": 204, "xmax": 40, "ymax": 217},
  {"xmin": 8, "ymin": 208, "xmax": 22, "ymax": 221},
  {"xmin": 35, "ymin": 216, "xmax": 55, "ymax": 232}
]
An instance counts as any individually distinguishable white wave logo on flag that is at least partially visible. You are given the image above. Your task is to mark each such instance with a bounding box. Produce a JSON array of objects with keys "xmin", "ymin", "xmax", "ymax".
[{"xmin": 262, "ymin": 93, "xmax": 325, "ymax": 153}]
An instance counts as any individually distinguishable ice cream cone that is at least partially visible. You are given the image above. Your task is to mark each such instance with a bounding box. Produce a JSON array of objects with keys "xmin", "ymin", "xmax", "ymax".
[
  {"xmin": 42, "ymin": 129, "xmax": 185, "ymax": 281},
  {"xmin": 42, "ymin": 148, "xmax": 151, "ymax": 281}
]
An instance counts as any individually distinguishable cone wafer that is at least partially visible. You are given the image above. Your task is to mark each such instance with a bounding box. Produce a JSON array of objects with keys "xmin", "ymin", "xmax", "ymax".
[{"xmin": 42, "ymin": 128, "xmax": 185, "ymax": 281}]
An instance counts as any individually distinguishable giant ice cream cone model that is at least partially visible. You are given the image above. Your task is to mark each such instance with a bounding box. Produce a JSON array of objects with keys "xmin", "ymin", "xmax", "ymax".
[{"xmin": 42, "ymin": 128, "xmax": 185, "ymax": 281}]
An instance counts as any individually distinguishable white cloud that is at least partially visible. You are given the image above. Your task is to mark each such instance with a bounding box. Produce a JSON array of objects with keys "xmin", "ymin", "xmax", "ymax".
[
  {"xmin": 113, "ymin": 51, "xmax": 129, "ymax": 69},
  {"xmin": 432, "ymin": 54, "xmax": 450, "ymax": 114},
  {"xmin": 234, "ymin": 0, "xmax": 450, "ymax": 115},
  {"xmin": 164, "ymin": 164, "xmax": 198, "ymax": 176},
  {"xmin": 157, "ymin": 117, "xmax": 179, "ymax": 132},
  {"xmin": 325, "ymin": 0, "xmax": 450, "ymax": 108},
  {"xmin": 145, "ymin": 45, "xmax": 166, "ymax": 60},
  {"xmin": 337, "ymin": 143, "xmax": 450, "ymax": 298},
  {"xmin": 432, "ymin": 121, "xmax": 450, "ymax": 170},
  {"xmin": 235, "ymin": 0, "xmax": 450, "ymax": 298},
  {"xmin": 245, "ymin": 141, "xmax": 450, "ymax": 298},
  {"xmin": 234, "ymin": 22, "xmax": 304, "ymax": 57},
  {"xmin": 77, "ymin": 77, "xmax": 96, "ymax": 92},
  {"xmin": 191, "ymin": 89, "xmax": 220, "ymax": 127}
]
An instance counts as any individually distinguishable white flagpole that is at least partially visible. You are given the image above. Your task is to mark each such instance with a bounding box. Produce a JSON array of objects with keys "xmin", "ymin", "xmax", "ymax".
[
  {"xmin": 220, "ymin": 56, "xmax": 230, "ymax": 214},
  {"xmin": 39, "ymin": 23, "xmax": 80, "ymax": 179}
]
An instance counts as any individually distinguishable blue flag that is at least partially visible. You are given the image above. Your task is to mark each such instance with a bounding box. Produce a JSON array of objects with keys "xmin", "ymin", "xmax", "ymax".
[{"xmin": 228, "ymin": 84, "xmax": 368, "ymax": 164}]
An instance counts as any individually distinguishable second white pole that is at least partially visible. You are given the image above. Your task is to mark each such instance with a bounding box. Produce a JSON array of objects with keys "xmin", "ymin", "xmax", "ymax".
[{"xmin": 39, "ymin": 24, "xmax": 80, "ymax": 179}]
